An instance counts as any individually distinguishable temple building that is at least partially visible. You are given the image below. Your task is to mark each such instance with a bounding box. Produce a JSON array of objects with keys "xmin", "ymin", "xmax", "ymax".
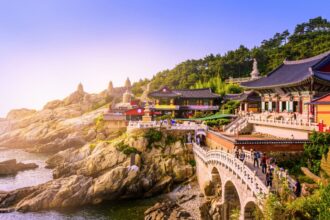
[
  {"xmin": 308, "ymin": 93, "xmax": 330, "ymax": 132},
  {"xmin": 223, "ymin": 91, "xmax": 261, "ymax": 114},
  {"xmin": 241, "ymin": 51, "xmax": 330, "ymax": 123},
  {"xmin": 148, "ymin": 86, "xmax": 220, "ymax": 118}
]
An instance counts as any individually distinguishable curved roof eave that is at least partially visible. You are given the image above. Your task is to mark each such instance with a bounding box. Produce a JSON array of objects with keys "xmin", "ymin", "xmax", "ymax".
[{"xmin": 241, "ymin": 76, "xmax": 312, "ymax": 89}]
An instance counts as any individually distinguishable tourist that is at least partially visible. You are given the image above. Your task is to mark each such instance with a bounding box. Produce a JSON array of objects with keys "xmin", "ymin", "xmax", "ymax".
[
  {"xmin": 239, "ymin": 149, "xmax": 245, "ymax": 162},
  {"xmin": 235, "ymin": 148, "xmax": 239, "ymax": 159},
  {"xmin": 253, "ymin": 149, "xmax": 260, "ymax": 168},
  {"xmin": 196, "ymin": 136, "xmax": 200, "ymax": 146},
  {"xmin": 266, "ymin": 169, "xmax": 273, "ymax": 187},
  {"xmin": 187, "ymin": 132, "xmax": 192, "ymax": 143},
  {"xmin": 294, "ymin": 179, "xmax": 301, "ymax": 197},
  {"xmin": 261, "ymin": 153, "xmax": 268, "ymax": 174}
]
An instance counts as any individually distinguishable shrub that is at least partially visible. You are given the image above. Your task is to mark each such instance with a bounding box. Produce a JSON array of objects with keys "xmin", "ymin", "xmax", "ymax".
[
  {"xmin": 205, "ymin": 118, "xmax": 230, "ymax": 127},
  {"xmin": 116, "ymin": 141, "xmax": 139, "ymax": 155},
  {"xmin": 188, "ymin": 159, "xmax": 196, "ymax": 167},
  {"xmin": 304, "ymin": 131, "xmax": 330, "ymax": 175},
  {"xmin": 94, "ymin": 114, "xmax": 105, "ymax": 130},
  {"xmin": 165, "ymin": 134, "xmax": 177, "ymax": 146},
  {"xmin": 144, "ymin": 128, "xmax": 163, "ymax": 149},
  {"xmin": 123, "ymin": 147, "xmax": 139, "ymax": 155}
]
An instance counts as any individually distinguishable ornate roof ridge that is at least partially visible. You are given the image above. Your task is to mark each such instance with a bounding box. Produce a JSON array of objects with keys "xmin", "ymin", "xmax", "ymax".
[
  {"xmin": 283, "ymin": 51, "xmax": 330, "ymax": 65},
  {"xmin": 173, "ymin": 88, "xmax": 212, "ymax": 91}
]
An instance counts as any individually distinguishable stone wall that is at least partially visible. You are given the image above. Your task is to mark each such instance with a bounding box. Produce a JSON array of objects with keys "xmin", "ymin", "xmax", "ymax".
[
  {"xmin": 252, "ymin": 124, "xmax": 309, "ymax": 139},
  {"xmin": 206, "ymin": 132, "xmax": 234, "ymax": 151}
]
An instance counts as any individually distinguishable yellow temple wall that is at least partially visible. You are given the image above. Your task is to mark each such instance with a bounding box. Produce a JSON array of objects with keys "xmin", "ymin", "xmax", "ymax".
[{"xmin": 316, "ymin": 105, "xmax": 330, "ymax": 126}]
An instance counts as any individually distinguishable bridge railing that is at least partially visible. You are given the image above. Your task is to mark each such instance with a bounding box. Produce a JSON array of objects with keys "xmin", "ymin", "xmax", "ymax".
[
  {"xmin": 247, "ymin": 115, "xmax": 318, "ymax": 131},
  {"xmin": 241, "ymin": 149, "xmax": 297, "ymax": 191},
  {"xmin": 193, "ymin": 143, "xmax": 270, "ymax": 198}
]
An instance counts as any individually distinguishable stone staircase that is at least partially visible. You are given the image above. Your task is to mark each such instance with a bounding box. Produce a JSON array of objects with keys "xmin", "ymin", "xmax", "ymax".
[{"xmin": 224, "ymin": 116, "xmax": 252, "ymax": 135}]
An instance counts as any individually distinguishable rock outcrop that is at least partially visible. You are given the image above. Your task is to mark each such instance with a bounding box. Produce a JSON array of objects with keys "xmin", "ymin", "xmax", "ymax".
[
  {"xmin": 0, "ymin": 159, "xmax": 38, "ymax": 175},
  {"xmin": 144, "ymin": 200, "xmax": 194, "ymax": 220},
  {"xmin": 6, "ymin": 109, "xmax": 36, "ymax": 120},
  {"xmin": 0, "ymin": 129, "xmax": 195, "ymax": 212},
  {"xmin": 0, "ymin": 83, "xmax": 118, "ymax": 153}
]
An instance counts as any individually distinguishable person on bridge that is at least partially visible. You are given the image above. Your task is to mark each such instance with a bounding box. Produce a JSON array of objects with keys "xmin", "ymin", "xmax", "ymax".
[
  {"xmin": 235, "ymin": 148, "xmax": 239, "ymax": 159},
  {"xmin": 239, "ymin": 149, "xmax": 245, "ymax": 162},
  {"xmin": 294, "ymin": 179, "xmax": 301, "ymax": 197},
  {"xmin": 261, "ymin": 153, "xmax": 268, "ymax": 174},
  {"xmin": 266, "ymin": 169, "xmax": 273, "ymax": 187},
  {"xmin": 252, "ymin": 149, "xmax": 260, "ymax": 168},
  {"xmin": 196, "ymin": 136, "xmax": 201, "ymax": 146},
  {"xmin": 187, "ymin": 132, "xmax": 192, "ymax": 143}
]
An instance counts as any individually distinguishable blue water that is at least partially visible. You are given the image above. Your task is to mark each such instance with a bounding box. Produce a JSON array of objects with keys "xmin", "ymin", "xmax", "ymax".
[{"xmin": 0, "ymin": 147, "xmax": 157, "ymax": 220}]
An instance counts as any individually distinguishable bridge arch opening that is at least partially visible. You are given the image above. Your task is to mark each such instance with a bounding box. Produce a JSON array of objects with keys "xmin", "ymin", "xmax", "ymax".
[
  {"xmin": 210, "ymin": 167, "xmax": 222, "ymax": 197},
  {"xmin": 223, "ymin": 181, "xmax": 241, "ymax": 220},
  {"xmin": 244, "ymin": 201, "xmax": 262, "ymax": 220}
]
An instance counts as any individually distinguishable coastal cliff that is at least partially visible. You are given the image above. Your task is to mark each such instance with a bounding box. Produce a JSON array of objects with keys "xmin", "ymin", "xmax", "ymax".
[{"xmin": 0, "ymin": 129, "xmax": 195, "ymax": 212}]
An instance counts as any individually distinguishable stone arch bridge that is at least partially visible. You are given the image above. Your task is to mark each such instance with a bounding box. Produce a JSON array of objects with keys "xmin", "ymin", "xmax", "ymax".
[{"xmin": 193, "ymin": 144, "xmax": 269, "ymax": 220}]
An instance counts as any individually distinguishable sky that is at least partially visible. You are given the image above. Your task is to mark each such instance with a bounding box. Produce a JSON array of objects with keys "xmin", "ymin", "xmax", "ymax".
[{"xmin": 0, "ymin": 0, "xmax": 329, "ymax": 117}]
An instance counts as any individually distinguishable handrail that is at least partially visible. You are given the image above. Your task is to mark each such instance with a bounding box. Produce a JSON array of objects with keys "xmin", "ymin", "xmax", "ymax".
[
  {"xmin": 239, "ymin": 149, "xmax": 296, "ymax": 190},
  {"xmin": 248, "ymin": 115, "xmax": 318, "ymax": 131}
]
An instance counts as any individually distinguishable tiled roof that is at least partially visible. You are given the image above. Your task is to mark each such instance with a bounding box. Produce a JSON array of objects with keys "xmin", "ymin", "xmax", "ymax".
[
  {"xmin": 241, "ymin": 51, "xmax": 330, "ymax": 88},
  {"xmin": 174, "ymin": 88, "xmax": 220, "ymax": 98},
  {"xmin": 223, "ymin": 91, "xmax": 260, "ymax": 102},
  {"xmin": 149, "ymin": 87, "xmax": 220, "ymax": 99}
]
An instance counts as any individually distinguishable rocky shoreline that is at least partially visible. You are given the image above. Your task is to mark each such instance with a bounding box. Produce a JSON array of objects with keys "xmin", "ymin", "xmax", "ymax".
[
  {"xmin": 0, "ymin": 129, "xmax": 196, "ymax": 213},
  {"xmin": 145, "ymin": 179, "xmax": 204, "ymax": 220}
]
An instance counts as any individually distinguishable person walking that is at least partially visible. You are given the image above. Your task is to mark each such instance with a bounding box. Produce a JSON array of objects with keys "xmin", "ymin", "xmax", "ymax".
[
  {"xmin": 261, "ymin": 153, "xmax": 268, "ymax": 174},
  {"xmin": 196, "ymin": 136, "xmax": 200, "ymax": 146},
  {"xmin": 235, "ymin": 148, "xmax": 239, "ymax": 159},
  {"xmin": 239, "ymin": 149, "xmax": 245, "ymax": 162},
  {"xmin": 266, "ymin": 169, "xmax": 273, "ymax": 187},
  {"xmin": 294, "ymin": 179, "xmax": 301, "ymax": 197},
  {"xmin": 253, "ymin": 149, "xmax": 260, "ymax": 168}
]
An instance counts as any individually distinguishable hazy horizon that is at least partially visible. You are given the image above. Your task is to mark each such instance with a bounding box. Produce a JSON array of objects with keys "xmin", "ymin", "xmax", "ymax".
[{"xmin": 0, "ymin": 0, "xmax": 329, "ymax": 117}]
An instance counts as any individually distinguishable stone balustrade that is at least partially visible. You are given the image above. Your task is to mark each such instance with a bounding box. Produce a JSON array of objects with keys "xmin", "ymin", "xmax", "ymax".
[
  {"xmin": 247, "ymin": 115, "xmax": 318, "ymax": 131},
  {"xmin": 193, "ymin": 143, "xmax": 269, "ymax": 198},
  {"xmin": 241, "ymin": 149, "xmax": 297, "ymax": 190},
  {"xmin": 127, "ymin": 121, "xmax": 207, "ymax": 132}
]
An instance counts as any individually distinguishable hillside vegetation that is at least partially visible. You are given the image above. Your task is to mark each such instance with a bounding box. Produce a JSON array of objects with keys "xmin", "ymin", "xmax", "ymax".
[{"xmin": 132, "ymin": 16, "xmax": 330, "ymax": 95}]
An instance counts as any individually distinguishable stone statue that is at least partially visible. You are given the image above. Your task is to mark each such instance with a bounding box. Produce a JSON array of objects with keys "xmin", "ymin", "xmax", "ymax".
[
  {"xmin": 250, "ymin": 58, "xmax": 260, "ymax": 80},
  {"xmin": 140, "ymin": 82, "xmax": 152, "ymax": 102}
]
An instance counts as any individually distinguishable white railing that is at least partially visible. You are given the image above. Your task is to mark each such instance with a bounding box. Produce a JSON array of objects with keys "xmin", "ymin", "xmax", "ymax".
[
  {"xmin": 248, "ymin": 115, "xmax": 318, "ymax": 131},
  {"xmin": 193, "ymin": 143, "xmax": 269, "ymax": 198},
  {"xmin": 127, "ymin": 121, "xmax": 208, "ymax": 131},
  {"xmin": 225, "ymin": 117, "xmax": 248, "ymax": 134},
  {"xmin": 240, "ymin": 149, "xmax": 297, "ymax": 191}
]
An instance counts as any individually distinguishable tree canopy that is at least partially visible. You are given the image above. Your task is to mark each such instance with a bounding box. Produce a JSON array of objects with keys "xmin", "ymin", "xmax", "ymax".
[{"xmin": 132, "ymin": 16, "xmax": 330, "ymax": 95}]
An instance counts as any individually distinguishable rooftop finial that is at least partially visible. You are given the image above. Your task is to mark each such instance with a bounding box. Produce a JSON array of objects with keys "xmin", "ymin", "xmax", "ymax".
[{"xmin": 250, "ymin": 58, "xmax": 260, "ymax": 79}]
